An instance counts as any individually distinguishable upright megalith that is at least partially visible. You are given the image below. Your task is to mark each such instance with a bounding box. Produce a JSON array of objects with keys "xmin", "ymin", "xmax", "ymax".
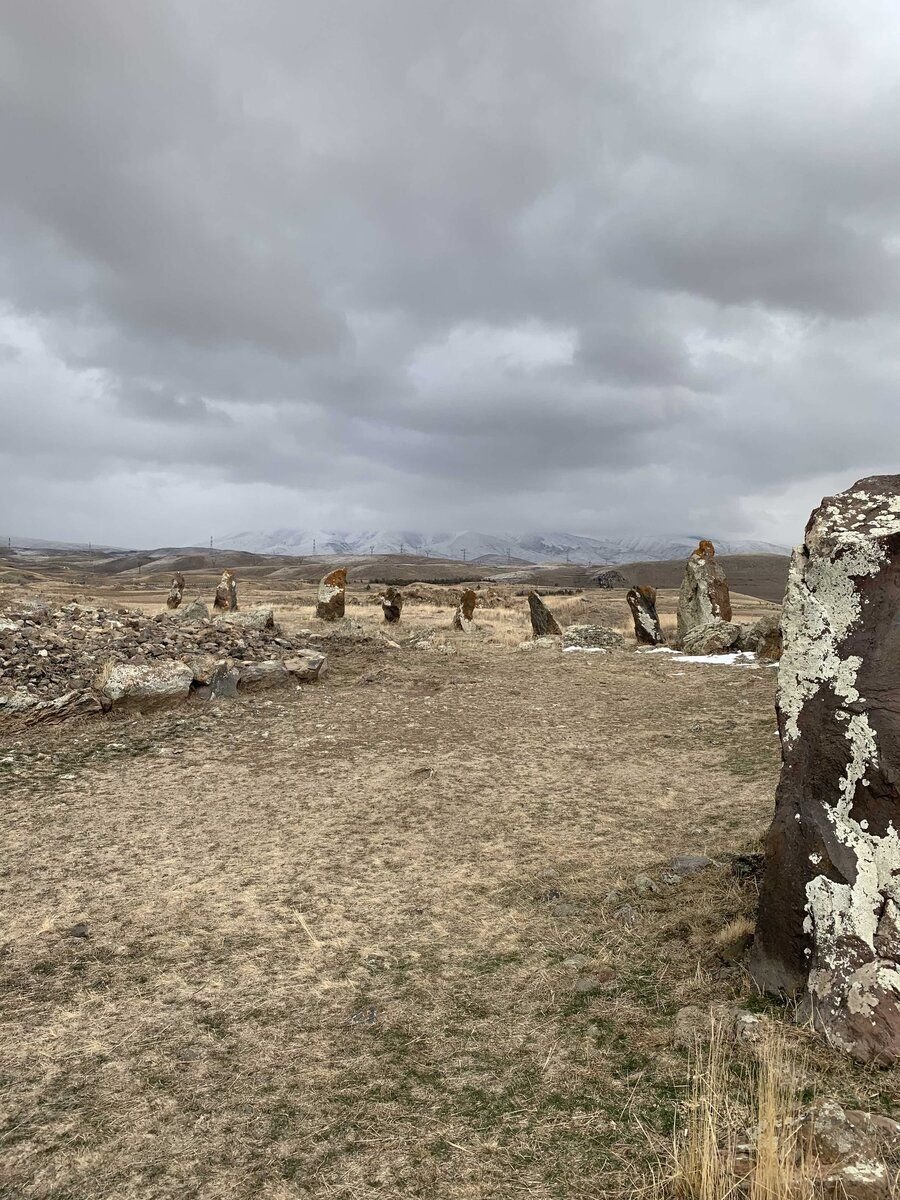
[
  {"xmin": 626, "ymin": 585, "xmax": 665, "ymax": 646},
  {"xmin": 451, "ymin": 589, "xmax": 478, "ymax": 633},
  {"xmin": 316, "ymin": 568, "xmax": 347, "ymax": 621},
  {"xmin": 380, "ymin": 587, "xmax": 403, "ymax": 624},
  {"xmin": 528, "ymin": 591, "xmax": 562, "ymax": 637},
  {"xmin": 166, "ymin": 573, "xmax": 185, "ymax": 610},
  {"xmin": 750, "ymin": 476, "xmax": 900, "ymax": 1064},
  {"xmin": 675, "ymin": 539, "xmax": 732, "ymax": 646},
  {"xmin": 213, "ymin": 569, "xmax": 238, "ymax": 612}
]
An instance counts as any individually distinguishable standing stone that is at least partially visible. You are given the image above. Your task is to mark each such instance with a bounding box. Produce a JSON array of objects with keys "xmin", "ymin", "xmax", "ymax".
[
  {"xmin": 626, "ymin": 585, "xmax": 666, "ymax": 646},
  {"xmin": 528, "ymin": 591, "xmax": 562, "ymax": 637},
  {"xmin": 676, "ymin": 539, "xmax": 732, "ymax": 646},
  {"xmin": 166, "ymin": 573, "xmax": 185, "ymax": 610},
  {"xmin": 380, "ymin": 587, "xmax": 403, "ymax": 624},
  {"xmin": 316, "ymin": 568, "xmax": 347, "ymax": 621},
  {"xmin": 451, "ymin": 589, "xmax": 478, "ymax": 632},
  {"xmin": 213, "ymin": 569, "xmax": 238, "ymax": 612},
  {"xmin": 750, "ymin": 476, "xmax": 900, "ymax": 1064}
]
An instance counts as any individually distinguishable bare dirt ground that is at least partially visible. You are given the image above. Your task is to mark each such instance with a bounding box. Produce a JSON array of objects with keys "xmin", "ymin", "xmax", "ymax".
[{"xmin": 3, "ymin": 574, "xmax": 890, "ymax": 1199}]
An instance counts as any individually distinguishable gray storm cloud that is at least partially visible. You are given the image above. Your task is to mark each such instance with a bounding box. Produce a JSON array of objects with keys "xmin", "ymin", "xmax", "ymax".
[{"xmin": 1, "ymin": 0, "xmax": 899, "ymax": 547}]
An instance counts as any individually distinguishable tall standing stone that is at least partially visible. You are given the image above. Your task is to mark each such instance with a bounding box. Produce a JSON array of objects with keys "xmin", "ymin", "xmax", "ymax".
[
  {"xmin": 316, "ymin": 568, "xmax": 347, "ymax": 621},
  {"xmin": 675, "ymin": 539, "xmax": 732, "ymax": 646},
  {"xmin": 750, "ymin": 476, "xmax": 900, "ymax": 1064},
  {"xmin": 626, "ymin": 585, "xmax": 666, "ymax": 646},
  {"xmin": 528, "ymin": 591, "xmax": 562, "ymax": 637},
  {"xmin": 213, "ymin": 569, "xmax": 238, "ymax": 612},
  {"xmin": 380, "ymin": 587, "xmax": 403, "ymax": 624},
  {"xmin": 451, "ymin": 589, "xmax": 478, "ymax": 633},
  {"xmin": 166, "ymin": 573, "xmax": 185, "ymax": 610}
]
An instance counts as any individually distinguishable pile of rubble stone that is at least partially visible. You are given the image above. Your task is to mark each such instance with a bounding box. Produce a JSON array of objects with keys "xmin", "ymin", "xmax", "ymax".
[{"xmin": 0, "ymin": 598, "xmax": 324, "ymax": 723}]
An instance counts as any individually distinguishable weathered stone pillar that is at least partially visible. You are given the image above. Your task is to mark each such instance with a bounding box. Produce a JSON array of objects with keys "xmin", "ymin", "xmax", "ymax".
[
  {"xmin": 676, "ymin": 539, "xmax": 732, "ymax": 645},
  {"xmin": 626, "ymin": 585, "xmax": 666, "ymax": 645},
  {"xmin": 528, "ymin": 591, "xmax": 562, "ymax": 637},
  {"xmin": 750, "ymin": 476, "xmax": 900, "ymax": 1064},
  {"xmin": 451, "ymin": 589, "xmax": 478, "ymax": 632},
  {"xmin": 213, "ymin": 569, "xmax": 238, "ymax": 612},
  {"xmin": 380, "ymin": 587, "xmax": 403, "ymax": 624},
  {"xmin": 316, "ymin": 568, "xmax": 347, "ymax": 621},
  {"xmin": 166, "ymin": 573, "xmax": 185, "ymax": 610}
]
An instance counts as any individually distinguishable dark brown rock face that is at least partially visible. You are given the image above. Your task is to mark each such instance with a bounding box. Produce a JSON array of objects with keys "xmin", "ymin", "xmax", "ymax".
[
  {"xmin": 316, "ymin": 568, "xmax": 347, "ymax": 621},
  {"xmin": 744, "ymin": 614, "xmax": 783, "ymax": 661},
  {"xmin": 626, "ymin": 585, "xmax": 666, "ymax": 645},
  {"xmin": 166, "ymin": 573, "xmax": 185, "ymax": 610},
  {"xmin": 451, "ymin": 589, "xmax": 478, "ymax": 632},
  {"xmin": 528, "ymin": 591, "xmax": 562, "ymax": 637},
  {"xmin": 750, "ymin": 475, "xmax": 900, "ymax": 1064},
  {"xmin": 676, "ymin": 539, "xmax": 732, "ymax": 645},
  {"xmin": 213, "ymin": 569, "xmax": 238, "ymax": 612},
  {"xmin": 380, "ymin": 587, "xmax": 403, "ymax": 624}
]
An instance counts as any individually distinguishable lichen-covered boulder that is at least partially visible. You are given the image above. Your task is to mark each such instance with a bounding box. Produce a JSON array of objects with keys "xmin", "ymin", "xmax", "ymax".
[
  {"xmin": 213, "ymin": 569, "xmax": 238, "ymax": 612},
  {"xmin": 451, "ymin": 589, "xmax": 478, "ymax": 633},
  {"xmin": 215, "ymin": 606, "xmax": 275, "ymax": 631},
  {"xmin": 316, "ymin": 568, "xmax": 347, "ymax": 621},
  {"xmin": 380, "ymin": 587, "xmax": 403, "ymax": 624},
  {"xmin": 178, "ymin": 597, "xmax": 209, "ymax": 622},
  {"xmin": 676, "ymin": 540, "xmax": 732, "ymax": 646},
  {"xmin": 166, "ymin": 573, "xmax": 185, "ymax": 610},
  {"xmin": 236, "ymin": 660, "xmax": 291, "ymax": 690},
  {"xmin": 528, "ymin": 591, "xmax": 562, "ymax": 637},
  {"xmin": 626, "ymin": 585, "xmax": 666, "ymax": 646},
  {"xmin": 562, "ymin": 624, "xmax": 625, "ymax": 650},
  {"xmin": 750, "ymin": 476, "xmax": 900, "ymax": 1064},
  {"xmin": 744, "ymin": 614, "xmax": 783, "ymax": 661},
  {"xmin": 97, "ymin": 660, "xmax": 193, "ymax": 707},
  {"xmin": 679, "ymin": 621, "xmax": 743, "ymax": 656}
]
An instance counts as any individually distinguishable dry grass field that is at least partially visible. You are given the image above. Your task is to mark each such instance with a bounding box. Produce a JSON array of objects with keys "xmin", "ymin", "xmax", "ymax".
[{"xmin": 3, "ymin": 568, "xmax": 897, "ymax": 1199}]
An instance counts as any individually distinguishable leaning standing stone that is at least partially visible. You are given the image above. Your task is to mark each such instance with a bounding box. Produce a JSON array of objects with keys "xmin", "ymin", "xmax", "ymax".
[
  {"xmin": 451, "ymin": 589, "xmax": 478, "ymax": 632},
  {"xmin": 626, "ymin": 585, "xmax": 666, "ymax": 645},
  {"xmin": 166, "ymin": 573, "xmax": 185, "ymax": 610},
  {"xmin": 750, "ymin": 475, "xmax": 900, "ymax": 1064},
  {"xmin": 380, "ymin": 587, "xmax": 403, "ymax": 624},
  {"xmin": 316, "ymin": 568, "xmax": 347, "ymax": 621},
  {"xmin": 528, "ymin": 591, "xmax": 562, "ymax": 637},
  {"xmin": 213, "ymin": 569, "xmax": 238, "ymax": 612},
  {"xmin": 676, "ymin": 539, "xmax": 731, "ymax": 646}
]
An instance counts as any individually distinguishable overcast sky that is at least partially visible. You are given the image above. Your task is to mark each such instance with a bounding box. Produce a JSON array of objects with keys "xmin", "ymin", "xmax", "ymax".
[{"xmin": 2, "ymin": 1, "xmax": 899, "ymax": 548}]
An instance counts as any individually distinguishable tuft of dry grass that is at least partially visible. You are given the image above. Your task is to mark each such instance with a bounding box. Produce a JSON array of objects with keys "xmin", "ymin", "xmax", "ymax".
[{"xmin": 664, "ymin": 1023, "xmax": 821, "ymax": 1200}]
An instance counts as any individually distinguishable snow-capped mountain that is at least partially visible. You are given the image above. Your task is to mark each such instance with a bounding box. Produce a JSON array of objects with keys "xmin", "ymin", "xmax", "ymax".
[{"xmin": 217, "ymin": 529, "xmax": 789, "ymax": 564}]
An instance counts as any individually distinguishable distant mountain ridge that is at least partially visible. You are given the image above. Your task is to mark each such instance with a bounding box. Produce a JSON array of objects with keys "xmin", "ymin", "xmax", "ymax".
[{"xmin": 217, "ymin": 528, "xmax": 790, "ymax": 565}]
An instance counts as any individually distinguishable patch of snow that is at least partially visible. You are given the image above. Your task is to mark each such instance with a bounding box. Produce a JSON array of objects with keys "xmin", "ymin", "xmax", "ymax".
[
  {"xmin": 671, "ymin": 651, "xmax": 759, "ymax": 667},
  {"xmin": 562, "ymin": 646, "xmax": 608, "ymax": 654}
]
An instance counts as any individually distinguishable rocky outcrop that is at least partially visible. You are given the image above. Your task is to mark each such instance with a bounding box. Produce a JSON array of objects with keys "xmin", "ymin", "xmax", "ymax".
[
  {"xmin": 676, "ymin": 540, "xmax": 732, "ymax": 646},
  {"xmin": 750, "ymin": 476, "xmax": 900, "ymax": 1064},
  {"xmin": 596, "ymin": 570, "xmax": 628, "ymax": 589},
  {"xmin": 626, "ymin": 585, "xmax": 666, "ymax": 645},
  {"xmin": 316, "ymin": 568, "xmax": 347, "ymax": 621},
  {"xmin": 679, "ymin": 621, "xmax": 743, "ymax": 656},
  {"xmin": 166, "ymin": 573, "xmax": 185, "ymax": 610},
  {"xmin": 528, "ymin": 591, "xmax": 562, "ymax": 637},
  {"xmin": 380, "ymin": 587, "xmax": 403, "ymax": 624},
  {"xmin": 451, "ymin": 589, "xmax": 478, "ymax": 633},
  {"xmin": 562, "ymin": 624, "xmax": 625, "ymax": 650},
  {"xmin": 743, "ymin": 613, "xmax": 783, "ymax": 661},
  {"xmin": 0, "ymin": 599, "xmax": 324, "ymax": 720},
  {"xmin": 213, "ymin": 569, "xmax": 238, "ymax": 612}
]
